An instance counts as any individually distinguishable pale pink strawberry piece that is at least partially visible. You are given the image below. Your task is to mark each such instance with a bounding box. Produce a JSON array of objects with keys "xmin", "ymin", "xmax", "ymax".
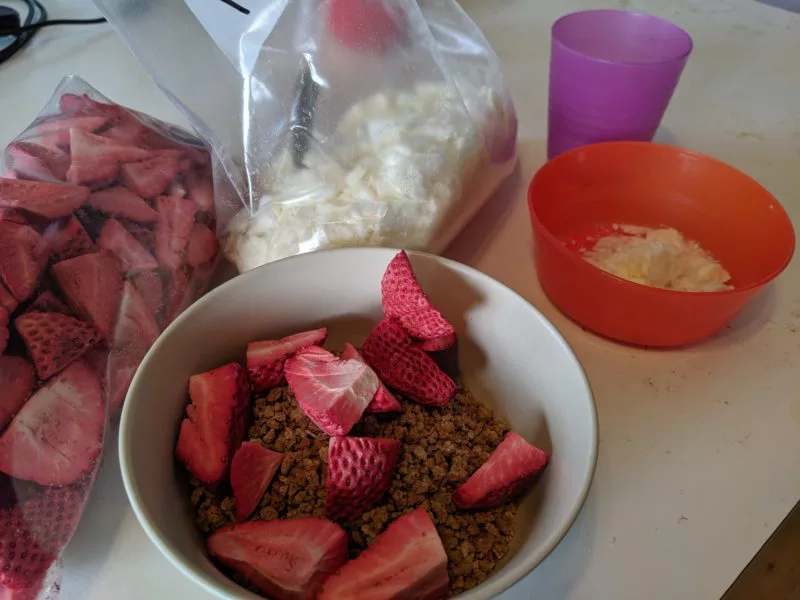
[
  {"xmin": 130, "ymin": 269, "xmax": 164, "ymax": 322},
  {"xmin": 119, "ymin": 219, "xmax": 155, "ymax": 252},
  {"xmin": 8, "ymin": 142, "xmax": 70, "ymax": 180},
  {"xmin": 107, "ymin": 346, "xmax": 141, "ymax": 414},
  {"xmin": 113, "ymin": 281, "xmax": 160, "ymax": 347},
  {"xmin": 162, "ymin": 266, "xmax": 193, "ymax": 327},
  {"xmin": 319, "ymin": 508, "xmax": 449, "ymax": 600},
  {"xmin": 185, "ymin": 167, "xmax": 214, "ymax": 212},
  {"xmin": 88, "ymin": 186, "xmax": 158, "ymax": 222},
  {"xmin": 154, "ymin": 195, "xmax": 196, "ymax": 269},
  {"xmin": 0, "ymin": 178, "xmax": 88, "ymax": 219},
  {"xmin": 97, "ymin": 218, "xmax": 158, "ymax": 274},
  {"xmin": 453, "ymin": 431, "xmax": 549, "ymax": 509},
  {"xmin": 341, "ymin": 343, "xmax": 401, "ymax": 413},
  {"xmin": 0, "ymin": 221, "xmax": 48, "ymax": 302},
  {"xmin": 0, "ymin": 360, "xmax": 104, "ymax": 485},
  {"xmin": 66, "ymin": 129, "xmax": 152, "ymax": 185},
  {"xmin": 246, "ymin": 328, "xmax": 328, "ymax": 392},
  {"xmin": 52, "ymin": 250, "xmax": 124, "ymax": 340},
  {"xmin": 208, "ymin": 518, "xmax": 347, "ymax": 600},
  {"xmin": 186, "ymin": 223, "xmax": 218, "ymax": 267},
  {"xmin": 176, "ymin": 362, "xmax": 250, "ymax": 485},
  {"xmin": 0, "ymin": 357, "xmax": 34, "ymax": 431},
  {"xmin": 59, "ymin": 93, "xmax": 128, "ymax": 122},
  {"xmin": 231, "ymin": 442, "xmax": 284, "ymax": 522},
  {"xmin": 43, "ymin": 215, "xmax": 96, "ymax": 264},
  {"xmin": 5, "ymin": 146, "xmax": 57, "ymax": 182},
  {"xmin": 1, "ymin": 170, "xmax": 18, "ymax": 179},
  {"xmin": 120, "ymin": 154, "xmax": 181, "ymax": 198},
  {"xmin": 0, "ymin": 282, "xmax": 17, "ymax": 314},
  {"xmin": 31, "ymin": 115, "xmax": 109, "ymax": 148},
  {"xmin": 26, "ymin": 290, "xmax": 70, "ymax": 315},
  {"xmin": 0, "ymin": 310, "xmax": 7, "ymax": 354},
  {"xmin": 326, "ymin": 436, "xmax": 399, "ymax": 522},
  {"xmin": 284, "ymin": 346, "xmax": 378, "ymax": 436}
]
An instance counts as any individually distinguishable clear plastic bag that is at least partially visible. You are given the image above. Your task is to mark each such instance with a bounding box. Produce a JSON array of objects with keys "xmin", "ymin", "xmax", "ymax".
[
  {"xmin": 95, "ymin": 0, "xmax": 517, "ymax": 272},
  {"xmin": 0, "ymin": 75, "xmax": 217, "ymax": 599}
]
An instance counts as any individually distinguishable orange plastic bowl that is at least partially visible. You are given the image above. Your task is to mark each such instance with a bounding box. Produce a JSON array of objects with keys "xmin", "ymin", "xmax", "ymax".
[{"xmin": 528, "ymin": 142, "xmax": 795, "ymax": 347}]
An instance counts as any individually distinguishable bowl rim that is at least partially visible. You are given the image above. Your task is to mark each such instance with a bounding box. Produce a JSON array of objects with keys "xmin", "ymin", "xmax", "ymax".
[
  {"xmin": 528, "ymin": 141, "xmax": 796, "ymax": 297},
  {"xmin": 119, "ymin": 247, "xmax": 599, "ymax": 600}
]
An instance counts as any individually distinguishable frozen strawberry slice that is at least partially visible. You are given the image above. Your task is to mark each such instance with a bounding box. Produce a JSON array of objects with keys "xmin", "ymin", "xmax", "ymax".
[
  {"xmin": 0, "ymin": 357, "xmax": 33, "ymax": 431},
  {"xmin": 319, "ymin": 508, "xmax": 449, "ymax": 600},
  {"xmin": 231, "ymin": 441, "xmax": 283, "ymax": 522},
  {"xmin": 31, "ymin": 115, "xmax": 109, "ymax": 148},
  {"xmin": 0, "ymin": 221, "xmax": 48, "ymax": 302},
  {"xmin": 119, "ymin": 218, "xmax": 155, "ymax": 252},
  {"xmin": 0, "ymin": 283, "xmax": 17, "ymax": 314},
  {"xmin": 43, "ymin": 216, "xmax": 96, "ymax": 265},
  {"xmin": 130, "ymin": 269, "xmax": 164, "ymax": 322},
  {"xmin": 120, "ymin": 154, "xmax": 181, "ymax": 198},
  {"xmin": 0, "ymin": 360, "xmax": 104, "ymax": 485},
  {"xmin": 453, "ymin": 431, "xmax": 549, "ymax": 509},
  {"xmin": 162, "ymin": 265, "xmax": 194, "ymax": 327},
  {"xmin": 106, "ymin": 348, "xmax": 140, "ymax": 414},
  {"xmin": 113, "ymin": 281, "xmax": 160, "ymax": 347},
  {"xmin": 27, "ymin": 290, "xmax": 70, "ymax": 315},
  {"xmin": 15, "ymin": 311, "xmax": 100, "ymax": 380},
  {"xmin": 381, "ymin": 251, "xmax": 455, "ymax": 349},
  {"xmin": 184, "ymin": 167, "xmax": 214, "ymax": 213},
  {"xmin": 0, "ymin": 178, "xmax": 89, "ymax": 220},
  {"xmin": 5, "ymin": 145, "xmax": 57, "ymax": 182},
  {"xmin": 8, "ymin": 142, "xmax": 70, "ymax": 181},
  {"xmin": 52, "ymin": 250, "xmax": 124, "ymax": 340},
  {"xmin": 285, "ymin": 346, "xmax": 377, "ymax": 436},
  {"xmin": 341, "ymin": 343, "xmax": 401, "ymax": 413},
  {"xmin": 326, "ymin": 436, "xmax": 399, "ymax": 522},
  {"xmin": 66, "ymin": 129, "xmax": 152, "ymax": 185},
  {"xmin": 362, "ymin": 320, "xmax": 456, "ymax": 407},
  {"xmin": 176, "ymin": 362, "xmax": 250, "ymax": 485},
  {"xmin": 97, "ymin": 218, "xmax": 158, "ymax": 273},
  {"xmin": 59, "ymin": 94, "xmax": 127, "ymax": 122},
  {"xmin": 154, "ymin": 195, "xmax": 196, "ymax": 269},
  {"xmin": 0, "ymin": 310, "xmax": 7, "ymax": 354},
  {"xmin": 186, "ymin": 223, "xmax": 218, "ymax": 267},
  {"xmin": 208, "ymin": 518, "xmax": 347, "ymax": 600},
  {"xmin": 88, "ymin": 186, "xmax": 158, "ymax": 222},
  {"xmin": 246, "ymin": 328, "xmax": 328, "ymax": 392}
]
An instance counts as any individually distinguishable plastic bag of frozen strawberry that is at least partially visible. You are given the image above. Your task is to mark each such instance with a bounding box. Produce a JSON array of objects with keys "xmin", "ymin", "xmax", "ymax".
[{"xmin": 0, "ymin": 75, "xmax": 219, "ymax": 599}]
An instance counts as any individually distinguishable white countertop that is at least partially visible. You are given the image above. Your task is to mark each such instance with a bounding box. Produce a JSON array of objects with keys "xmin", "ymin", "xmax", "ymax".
[{"xmin": 1, "ymin": 0, "xmax": 799, "ymax": 598}]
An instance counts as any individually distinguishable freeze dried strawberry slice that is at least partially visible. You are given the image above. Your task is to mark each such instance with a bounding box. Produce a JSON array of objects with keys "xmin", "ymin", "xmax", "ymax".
[
  {"xmin": 285, "ymin": 346, "xmax": 377, "ymax": 436},
  {"xmin": 120, "ymin": 154, "xmax": 181, "ymax": 198},
  {"xmin": 0, "ymin": 310, "xmax": 7, "ymax": 354},
  {"xmin": 8, "ymin": 142, "xmax": 70, "ymax": 180},
  {"xmin": 31, "ymin": 115, "xmax": 109, "ymax": 148},
  {"xmin": 162, "ymin": 266, "xmax": 194, "ymax": 327},
  {"xmin": 66, "ymin": 129, "xmax": 152, "ymax": 185},
  {"xmin": 154, "ymin": 195, "xmax": 196, "ymax": 269},
  {"xmin": 208, "ymin": 518, "xmax": 347, "ymax": 600},
  {"xmin": 0, "ymin": 283, "xmax": 17, "ymax": 314},
  {"xmin": 231, "ymin": 442, "xmax": 283, "ymax": 522},
  {"xmin": 175, "ymin": 362, "xmax": 250, "ymax": 485},
  {"xmin": 0, "ymin": 178, "xmax": 88, "ymax": 219},
  {"xmin": 88, "ymin": 186, "xmax": 158, "ymax": 222},
  {"xmin": 0, "ymin": 357, "xmax": 34, "ymax": 433},
  {"xmin": 27, "ymin": 290, "xmax": 70, "ymax": 315},
  {"xmin": 15, "ymin": 311, "xmax": 99, "ymax": 380},
  {"xmin": 452, "ymin": 431, "xmax": 549, "ymax": 509},
  {"xmin": 5, "ymin": 145, "xmax": 57, "ymax": 182},
  {"xmin": 362, "ymin": 320, "xmax": 456, "ymax": 407},
  {"xmin": 59, "ymin": 93, "xmax": 127, "ymax": 122},
  {"xmin": 319, "ymin": 508, "xmax": 449, "ymax": 600},
  {"xmin": 119, "ymin": 219, "xmax": 155, "ymax": 252},
  {"xmin": 0, "ymin": 221, "xmax": 48, "ymax": 302},
  {"xmin": 381, "ymin": 251, "xmax": 455, "ymax": 349},
  {"xmin": 184, "ymin": 167, "xmax": 214, "ymax": 213},
  {"xmin": 97, "ymin": 218, "xmax": 158, "ymax": 273},
  {"xmin": 113, "ymin": 281, "xmax": 160, "ymax": 347},
  {"xmin": 341, "ymin": 343, "xmax": 401, "ymax": 413},
  {"xmin": 326, "ymin": 436, "xmax": 399, "ymax": 522},
  {"xmin": 130, "ymin": 269, "xmax": 164, "ymax": 321},
  {"xmin": 186, "ymin": 224, "xmax": 218, "ymax": 267},
  {"xmin": 246, "ymin": 328, "xmax": 327, "ymax": 392},
  {"xmin": 43, "ymin": 215, "xmax": 96, "ymax": 265},
  {"xmin": 52, "ymin": 250, "xmax": 124, "ymax": 340},
  {"xmin": 0, "ymin": 360, "xmax": 104, "ymax": 485}
]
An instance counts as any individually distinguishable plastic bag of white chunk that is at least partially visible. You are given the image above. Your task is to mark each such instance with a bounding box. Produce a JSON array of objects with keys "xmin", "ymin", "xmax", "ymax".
[{"xmin": 96, "ymin": 0, "xmax": 518, "ymax": 272}]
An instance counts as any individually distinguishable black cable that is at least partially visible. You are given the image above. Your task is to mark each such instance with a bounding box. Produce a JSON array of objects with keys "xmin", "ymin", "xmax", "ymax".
[{"xmin": 10, "ymin": 17, "xmax": 107, "ymax": 34}]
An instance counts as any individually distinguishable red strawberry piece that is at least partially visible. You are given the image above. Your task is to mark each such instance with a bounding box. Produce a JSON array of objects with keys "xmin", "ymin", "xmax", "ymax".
[
  {"xmin": 59, "ymin": 94, "xmax": 128, "ymax": 122},
  {"xmin": 5, "ymin": 146, "xmax": 56, "ymax": 182},
  {"xmin": 207, "ymin": 518, "xmax": 347, "ymax": 600},
  {"xmin": 88, "ymin": 186, "xmax": 158, "ymax": 222},
  {"xmin": 97, "ymin": 218, "xmax": 158, "ymax": 274},
  {"xmin": 246, "ymin": 328, "xmax": 328, "ymax": 392},
  {"xmin": 284, "ymin": 346, "xmax": 377, "ymax": 436},
  {"xmin": 15, "ymin": 311, "xmax": 99, "ymax": 380},
  {"xmin": 0, "ymin": 310, "xmax": 7, "ymax": 354},
  {"xmin": 231, "ymin": 441, "xmax": 283, "ymax": 522},
  {"xmin": 362, "ymin": 320, "xmax": 456, "ymax": 407},
  {"xmin": 319, "ymin": 508, "xmax": 449, "ymax": 600},
  {"xmin": 129, "ymin": 269, "xmax": 164, "ymax": 322},
  {"xmin": 0, "ymin": 209, "xmax": 26, "ymax": 226},
  {"xmin": 0, "ymin": 357, "xmax": 33, "ymax": 430},
  {"xmin": 120, "ymin": 154, "xmax": 181, "ymax": 198},
  {"xmin": 43, "ymin": 216, "xmax": 96, "ymax": 264},
  {"xmin": 8, "ymin": 142, "xmax": 70, "ymax": 181},
  {"xmin": 416, "ymin": 333, "xmax": 457, "ymax": 353},
  {"xmin": 0, "ymin": 222, "xmax": 48, "ymax": 302},
  {"xmin": 0, "ymin": 283, "xmax": 17, "ymax": 314},
  {"xmin": 0, "ymin": 178, "xmax": 88, "ymax": 220},
  {"xmin": 381, "ymin": 251, "xmax": 455, "ymax": 349},
  {"xmin": 113, "ymin": 281, "xmax": 160, "ymax": 347},
  {"xmin": 452, "ymin": 431, "xmax": 549, "ymax": 509},
  {"xmin": 175, "ymin": 362, "xmax": 250, "ymax": 485},
  {"xmin": 154, "ymin": 195, "xmax": 196, "ymax": 269},
  {"xmin": 0, "ymin": 360, "xmax": 104, "ymax": 485},
  {"xmin": 31, "ymin": 115, "xmax": 109, "ymax": 148},
  {"xmin": 184, "ymin": 167, "xmax": 214, "ymax": 213},
  {"xmin": 186, "ymin": 223, "xmax": 218, "ymax": 267},
  {"xmin": 66, "ymin": 129, "xmax": 152, "ymax": 185},
  {"xmin": 328, "ymin": 0, "xmax": 406, "ymax": 54},
  {"xmin": 341, "ymin": 343, "xmax": 401, "ymax": 413},
  {"xmin": 52, "ymin": 250, "xmax": 124, "ymax": 340},
  {"xmin": 27, "ymin": 290, "xmax": 70, "ymax": 315},
  {"xmin": 326, "ymin": 436, "xmax": 399, "ymax": 522},
  {"xmin": 162, "ymin": 266, "xmax": 194, "ymax": 327}
]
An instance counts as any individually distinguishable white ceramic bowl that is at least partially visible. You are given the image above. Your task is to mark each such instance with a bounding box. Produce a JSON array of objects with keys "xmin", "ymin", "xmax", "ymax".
[{"xmin": 120, "ymin": 248, "xmax": 597, "ymax": 600}]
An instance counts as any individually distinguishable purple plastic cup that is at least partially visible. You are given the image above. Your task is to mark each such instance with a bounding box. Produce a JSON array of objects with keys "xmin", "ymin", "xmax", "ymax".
[{"xmin": 548, "ymin": 10, "xmax": 693, "ymax": 159}]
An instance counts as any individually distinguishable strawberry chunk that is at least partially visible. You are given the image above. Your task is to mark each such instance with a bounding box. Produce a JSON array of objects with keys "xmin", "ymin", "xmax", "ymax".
[
  {"xmin": 0, "ymin": 357, "xmax": 34, "ymax": 431},
  {"xmin": 207, "ymin": 518, "xmax": 347, "ymax": 600},
  {"xmin": 52, "ymin": 250, "xmax": 124, "ymax": 340},
  {"xmin": 5, "ymin": 145, "xmax": 57, "ymax": 182},
  {"xmin": 328, "ymin": 0, "xmax": 406, "ymax": 54},
  {"xmin": 326, "ymin": 436, "xmax": 399, "ymax": 522},
  {"xmin": 162, "ymin": 265, "xmax": 194, "ymax": 327},
  {"xmin": 120, "ymin": 154, "xmax": 181, "ymax": 198},
  {"xmin": 66, "ymin": 129, "xmax": 151, "ymax": 185},
  {"xmin": 154, "ymin": 195, "xmax": 196, "ymax": 269},
  {"xmin": 97, "ymin": 218, "xmax": 158, "ymax": 274},
  {"xmin": 246, "ymin": 328, "xmax": 327, "ymax": 392},
  {"xmin": 186, "ymin": 223, "xmax": 218, "ymax": 267},
  {"xmin": 231, "ymin": 441, "xmax": 283, "ymax": 522},
  {"xmin": 129, "ymin": 269, "xmax": 164, "ymax": 323},
  {"xmin": 285, "ymin": 346, "xmax": 377, "ymax": 436},
  {"xmin": 0, "ymin": 178, "xmax": 88, "ymax": 220},
  {"xmin": 59, "ymin": 94, "xmax": 127, "ymax": 121},
  {"xmin": 362, "ymin": 320, "xmax": 456, "ymax": 407},
  {"xmin": 27, "ymin": 290, "xmax": 70, "ymax": 315},
  {"xmin": 43, "ymin": 216, "xmax": 97, "ymax": 265},
  {"xmin": 184, "ymin": 167, "xmax": 214, "ymax": 213},
  {"xmin": 31, "ymin": 115, "xmax": 109, "ymax": 148},
  {"xmin": 341, "ymin": 343, "xmax": 401, "ymax": 413},
  {"xmin": 119, "ymin": 219, "xmax": 155, "ymax": 252},
  {"xmin": 0, "ymin": 221, "xmax": 48, "ymax": 302},
  {"xmin": 381, "ymin": 251, "xmax": 455, "ymax": 349},
  {"xmin": 15, "ymin": 311, "xmax": 99, "ymax": 380},
  {"xmin": 0, "ymin": 283, "xmax": 17, "ymax": 314},
  {"xmin": 319, "ymin": 508, "xmax": 449, "ymax": 600},
  {"xmin": 452, "ymin": 431, "xmax": 549, "ymax": 509},
  {"xmin": 0, "ymin": 360, "xmax": 104, "ymax": 485},
  {"xmin": 8, "ymin": 142, "xmax": 70, "ymax": 181},
  {"xmin": 88, "ymin": 186, "xmax": 158, "ymax": 222},
  {"xmin": 175, "ymin": 362, "xmax": 250, "ymax": 485}
]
